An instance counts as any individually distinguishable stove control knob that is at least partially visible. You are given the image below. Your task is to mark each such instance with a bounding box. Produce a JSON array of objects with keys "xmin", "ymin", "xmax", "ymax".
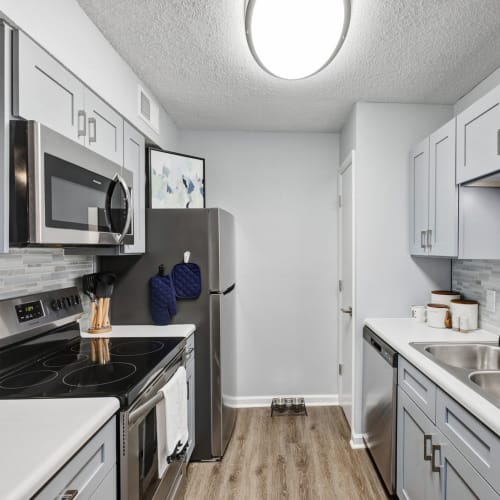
[
  {"xmin": 66, "ymin": 297, "xmax": 72, "ymax": 308},
  {"xmin": 74, "ymin": 295, "xmax": 81, "ymax": 305},
  {"xmin": 51, "ymin": 300, "xmax": 61, "ymax": 311}
]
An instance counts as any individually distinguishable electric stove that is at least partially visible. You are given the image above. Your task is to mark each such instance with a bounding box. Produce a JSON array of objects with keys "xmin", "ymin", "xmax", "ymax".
[
  {"xmin": 0, "ymin": 287, "xmax": 185, "ymax": 406},
  {"xmin": 0, "ymin": 286, "xmax": 189, "ymax": 500}
]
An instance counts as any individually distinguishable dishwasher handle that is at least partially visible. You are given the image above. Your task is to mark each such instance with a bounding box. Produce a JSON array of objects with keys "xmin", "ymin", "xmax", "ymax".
[{"xmin": 363, "ymin": 326, "xmax": 397, "ymax": 367}]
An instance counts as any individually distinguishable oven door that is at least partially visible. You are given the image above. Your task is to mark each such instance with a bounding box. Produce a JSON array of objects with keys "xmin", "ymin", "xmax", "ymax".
[
  {"xmin": 121, "ymin": 351, "xmax": 187, "ymax": 500},
  {"xmin": 28, "ymin": 121, "xmax": 134, "ymax": 246}
]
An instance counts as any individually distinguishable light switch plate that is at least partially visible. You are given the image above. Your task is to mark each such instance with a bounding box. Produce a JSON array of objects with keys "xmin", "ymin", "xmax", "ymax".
[{"xmin": 486, "ymin": 289, "xmax": 496, "ymax": 313}]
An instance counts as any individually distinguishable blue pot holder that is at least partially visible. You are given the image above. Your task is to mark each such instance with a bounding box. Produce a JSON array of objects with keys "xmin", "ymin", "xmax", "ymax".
[{"xmin": 172, "ymin": 262, "xmax": 202, "ymax": 299}]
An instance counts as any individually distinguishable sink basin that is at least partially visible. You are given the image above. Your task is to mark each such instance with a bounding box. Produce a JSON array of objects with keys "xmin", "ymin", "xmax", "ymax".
[
  {"xmin": 411, "ymin": 341, "xmax": 500, "ymax": 410},
  {"xmin": 424, "ymin": 344, "xmax": 500, "ymax": 370},
  {"xmin": 470, "ymin": 372, "xmax": 500, "ymax": 400}
]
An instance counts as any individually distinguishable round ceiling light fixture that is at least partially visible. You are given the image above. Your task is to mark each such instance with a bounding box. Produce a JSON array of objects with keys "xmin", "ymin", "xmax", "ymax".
[{"xmin": 245, "ymin": 0, "xmax": 350, "ymax": 80}]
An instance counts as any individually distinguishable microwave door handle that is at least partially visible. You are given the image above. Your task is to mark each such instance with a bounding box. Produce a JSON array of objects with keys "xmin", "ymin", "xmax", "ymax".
[
  {"xmin": 117, "ymin": 174, "xmax": 133, "ymax": 244},
  {"xmin": 105, "ymin": 174, "xmax": 132, "ymax": 244}
]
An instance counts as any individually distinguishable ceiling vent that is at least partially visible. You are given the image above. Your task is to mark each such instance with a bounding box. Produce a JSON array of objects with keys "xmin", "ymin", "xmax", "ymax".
[{"xmin": 138, "ymin": 85, "xmax": 159, "ymax": 133}]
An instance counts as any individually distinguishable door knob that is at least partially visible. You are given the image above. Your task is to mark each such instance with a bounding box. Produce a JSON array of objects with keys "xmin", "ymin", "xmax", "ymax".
[{"xmin": 341, "ymin": 306, "xmax": 352, "ymax": 316}]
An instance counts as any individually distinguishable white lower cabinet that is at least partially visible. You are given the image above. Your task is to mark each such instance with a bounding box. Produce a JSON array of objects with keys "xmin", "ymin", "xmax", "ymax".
[
  {"xmin": 397, "ymin": 362, "xmax": 500, "ymax": 500},
  {"xmin": 35, "ymin": 417, "xmax": 117, "ymax": 500},
  {"xmin": 397, "ymin": 388, "xmax": 441, "ymax": 500}
]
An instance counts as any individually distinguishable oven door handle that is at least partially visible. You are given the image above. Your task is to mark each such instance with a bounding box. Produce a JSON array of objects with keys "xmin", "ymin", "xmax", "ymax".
[
  {"xmin": 128, "ymin": 355, "xmax": 184, "ymax": 425},
  {"xmin": 104, "ymin": 173, "xmax": 133, "ymax": 245},
  {"xmin": 129, "ymin": 391, "xmax": 164, "ymax": 426}
]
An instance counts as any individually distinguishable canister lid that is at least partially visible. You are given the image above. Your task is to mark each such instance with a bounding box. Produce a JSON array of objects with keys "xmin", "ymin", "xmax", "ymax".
[
  {"xmin": 431, "ymin": 290, "xmax": 460, "ymax": 295},
  {"xmin": 450, "ymin": 299, "xmax": 479, "ymax": 305},
  {"xmin": 427, "ymin": 303, "xmax": 450, "ymax": 308}
]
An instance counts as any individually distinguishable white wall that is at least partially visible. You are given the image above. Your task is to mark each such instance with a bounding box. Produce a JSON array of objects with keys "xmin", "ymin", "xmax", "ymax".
[
  {"xmin": 180, "ymin": 130, "xmax": 339, "ymax": 404},
  {"xmin": 0, "ymin": 0, "xmax": 179, "ymax": 150},
  {"xmin": 347, "ymin": 102, "xmax": 453, "ymax": 437}
]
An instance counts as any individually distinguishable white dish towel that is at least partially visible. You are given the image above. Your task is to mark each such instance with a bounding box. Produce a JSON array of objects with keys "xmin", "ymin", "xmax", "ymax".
[{"xmin": 156, "ymin": 366, "xmax": 189, "ymax": 478}]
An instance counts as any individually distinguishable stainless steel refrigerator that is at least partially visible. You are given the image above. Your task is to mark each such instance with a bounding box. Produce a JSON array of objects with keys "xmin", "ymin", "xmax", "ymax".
[{"xmin": 101, "ymin": 208, "xmax": 237, "ymax": 461}]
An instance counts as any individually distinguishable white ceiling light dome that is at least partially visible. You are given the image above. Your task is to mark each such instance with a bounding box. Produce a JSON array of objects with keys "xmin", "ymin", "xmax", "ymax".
[{"xmin": 245, "ymin": 0, "xmax": 350, "ymax": 80}]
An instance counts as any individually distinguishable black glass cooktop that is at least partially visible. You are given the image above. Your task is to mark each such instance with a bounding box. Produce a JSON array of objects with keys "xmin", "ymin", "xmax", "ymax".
[{"xmin": 0, "ymin": 324, "xmax": 184, "ymax": 407}]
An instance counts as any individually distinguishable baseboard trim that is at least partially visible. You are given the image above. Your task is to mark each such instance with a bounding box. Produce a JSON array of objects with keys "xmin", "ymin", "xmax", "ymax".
[
  {"xmin": 226, "ymin": 394, "xmax": 339, "ymax": 408},
  {"xmin": 350, "ymin": 433, "xmax": 366, "ymax": 449}
]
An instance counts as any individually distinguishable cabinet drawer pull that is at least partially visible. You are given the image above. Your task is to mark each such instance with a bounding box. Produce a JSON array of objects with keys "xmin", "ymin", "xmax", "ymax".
[
  {"xmin": 498, "ymin": 129, "xmax": 500, "ymax": 156},
  {"xmin": 431, "ymin": 444, "xmax": 442, "ymax": 472},
  {"xmin": 421, "ymin": 230, "xmax": 427, "ymax": 249},
  {"xmin": 88, "ymin": 117, "xmax": 97, "ymax": 143},
  {"xmin": 423, "ymin": 434, "xmax": 432, "ymax": 461},
  {"xmin": 59, "ymin": 490, "xmax": 78, "ymax": 499},
  {"xmin": 77, "ymin": 110, "xmax": 86, "ymax": 137}
]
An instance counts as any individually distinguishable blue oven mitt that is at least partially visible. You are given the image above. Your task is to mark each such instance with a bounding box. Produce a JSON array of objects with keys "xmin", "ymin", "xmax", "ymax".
[{"xmin": 149, "ymin": 265, "xmax": 177, "ymax": 325}]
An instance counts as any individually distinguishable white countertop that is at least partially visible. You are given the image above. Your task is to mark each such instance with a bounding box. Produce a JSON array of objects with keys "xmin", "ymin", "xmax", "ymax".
[
  {"xmin": 0, "ymin": 397, "xmax": 119, "ymax": 500},
  {"xmin": 365, "ymin": 318, "xmax": 500, "ymax": 435},
  {"xmin": 80, "ymin": 323, "xmax": 196, "ymax": 338}
]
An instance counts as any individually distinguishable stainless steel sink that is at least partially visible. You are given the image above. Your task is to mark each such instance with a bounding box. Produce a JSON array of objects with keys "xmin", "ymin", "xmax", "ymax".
[
  {"xmin": 424, "ymin": 344, "xmax": 500, "ymax": 370},
  {"xmin": 469, "ymin": 371, "xmax": 500, "ymax": 400},
  {"xmin": 411, "ymin": 341, "xmax": 500, "ymax": 409}
]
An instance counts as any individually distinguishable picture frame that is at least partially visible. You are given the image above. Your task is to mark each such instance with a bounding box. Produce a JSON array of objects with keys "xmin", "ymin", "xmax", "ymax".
[{"xmin": 147, "ymin": 147, "xmax": 205, "ymax": 209}]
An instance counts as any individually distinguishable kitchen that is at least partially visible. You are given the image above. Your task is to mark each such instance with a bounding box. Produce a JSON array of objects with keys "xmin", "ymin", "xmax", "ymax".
[{"xmin": 0, "ymin": 0, "xmax": 500, "ymax": 499}]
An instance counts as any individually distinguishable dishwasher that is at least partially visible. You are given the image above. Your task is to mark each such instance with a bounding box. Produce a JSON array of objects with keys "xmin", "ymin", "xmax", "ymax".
[{"xmin": 362, "ymin": 326, "xmax": 398, "ymax": 496}]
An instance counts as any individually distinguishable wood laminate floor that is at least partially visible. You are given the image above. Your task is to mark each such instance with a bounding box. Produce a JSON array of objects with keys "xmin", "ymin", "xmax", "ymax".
[{"xmin": 185, "ymin": 407, "xmax": 388, "ymax": 500}]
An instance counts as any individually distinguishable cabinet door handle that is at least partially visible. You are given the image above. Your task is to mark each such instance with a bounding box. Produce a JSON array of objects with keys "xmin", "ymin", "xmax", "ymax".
[
  {"xmin": 77, "ymin": 110, "xmax": 86, "ymax": 137},
  {"xmin": 59, "ymin": 490, "xmax": 78, "ymax": 500},
  {"xmin": 431, "ymin": 444, "xmax": 442, "ymax": 472},
  {"xmin": 497, "ymin": 129, "xmax": 500, "ymax": 155},
  {"xmin": 421, "ymin": 230, "xmax": 427, "ymax": 249},
  {"xmin": 427, "ymin": 229, "xmax": 432, "ymax": 250},
  {"xmin": 88, "ymin": 117, "xmax": 97, "ymax": 143},
  {"xmin": 423, "ymin": 434, "xmax": 432, "ymax": 461}
]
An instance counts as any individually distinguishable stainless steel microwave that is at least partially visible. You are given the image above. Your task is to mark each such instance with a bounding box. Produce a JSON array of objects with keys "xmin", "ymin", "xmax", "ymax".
[{"xmin": 10, "ymin": 120, "xmax": 134, "ymax": 247}]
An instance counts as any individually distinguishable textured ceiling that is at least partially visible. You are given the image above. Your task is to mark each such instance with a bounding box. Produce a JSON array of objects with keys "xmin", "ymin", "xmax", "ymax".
[{"xmin": 77, "ymin": 0, "xmax": 500, "ymax": 132}]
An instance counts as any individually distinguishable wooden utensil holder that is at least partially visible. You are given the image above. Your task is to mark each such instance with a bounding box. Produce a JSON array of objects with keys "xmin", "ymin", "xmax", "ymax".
[{"xmin": 88, "ymin": 298, "xmax": 112, "ymax": 334}]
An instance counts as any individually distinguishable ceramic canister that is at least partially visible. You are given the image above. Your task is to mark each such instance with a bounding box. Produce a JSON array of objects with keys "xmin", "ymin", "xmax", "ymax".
[
  {"xmin": 411, "ymin": 305, "xmax": 426, "ymax": 322},
  {"xmin": 431, "ymin": 290, "xmax": 461, "ymax": 306},
  {"xmin": 450, "ymin": 299, "xmax": 479, "ymax": 332},
  {"xmin": 427, "ymin": 303, "xmax": 451, "ymax": 329}
]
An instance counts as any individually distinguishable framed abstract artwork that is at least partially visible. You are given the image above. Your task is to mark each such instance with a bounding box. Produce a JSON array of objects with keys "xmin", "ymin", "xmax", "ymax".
[{"xmin": 148, "ymin": 148, "xmax": 205, "ymax": 208}]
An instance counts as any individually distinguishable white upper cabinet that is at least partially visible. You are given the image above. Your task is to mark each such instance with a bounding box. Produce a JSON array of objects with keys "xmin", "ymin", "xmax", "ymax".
[
  {"xmin": 13, "ymin": 30, "xmax": 85, "ymax": 141},
  {"xmin": 428, "ymin": 120, "xmax": 458, "ymax": 257},
  {"xmin": 456, "ymin": 85, "xmax": 500, "ymax": 184},
  {"xmin": 409, "ymin": 138, "xmax": 430, "ymax": 256},
  {"xmin": 409, "ymin": 119, "xmax": 458, "ymax": 257},
  {"xmin": 122, "ymin": 121, "xmax": 145, "ymax": 255},
  {"xmin": 13, "ymin": 30, "xmax": 123, "ymax": 165},
  {"xmin": 84, "ymin": 90, "xmax": 123, "ymax": 165}
]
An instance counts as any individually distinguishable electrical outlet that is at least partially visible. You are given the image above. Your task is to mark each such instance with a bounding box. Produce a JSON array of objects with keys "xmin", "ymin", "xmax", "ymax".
[{"xmin": 486, "ymin": 289, "xmax": 496, "ymax": 313}]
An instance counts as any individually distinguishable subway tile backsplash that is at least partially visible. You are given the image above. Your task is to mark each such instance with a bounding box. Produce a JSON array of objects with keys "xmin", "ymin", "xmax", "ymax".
[
  {"xmin": 0, "ymin": 248, "xmax": 94, "ymax": 300},
  {"xmin": 452, "ymin": 259, "xmax": 500, "ymax": 334}
]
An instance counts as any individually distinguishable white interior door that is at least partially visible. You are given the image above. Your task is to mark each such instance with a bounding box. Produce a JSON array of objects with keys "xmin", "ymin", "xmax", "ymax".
[{"xmin": 338, "ymin": 152, "xmax": 355, "ymax": 429}]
